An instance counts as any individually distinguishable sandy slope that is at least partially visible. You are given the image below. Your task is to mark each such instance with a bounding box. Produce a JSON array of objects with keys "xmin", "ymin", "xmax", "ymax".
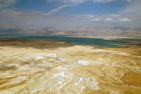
[{"xmin": 0, "ymin": 40, "xmax": 141, "ymax": 94}]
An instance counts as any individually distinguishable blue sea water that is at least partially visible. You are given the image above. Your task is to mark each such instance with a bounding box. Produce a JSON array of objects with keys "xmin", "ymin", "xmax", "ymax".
[{"xmin": 0, "ymin": 35, "xmax": 137, "ymax": 48}]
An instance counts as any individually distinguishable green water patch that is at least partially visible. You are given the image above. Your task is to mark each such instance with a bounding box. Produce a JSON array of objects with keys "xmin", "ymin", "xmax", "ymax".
[{"xmin": 0, "ymin": 36, "xmax": 135, "ymax": 48}]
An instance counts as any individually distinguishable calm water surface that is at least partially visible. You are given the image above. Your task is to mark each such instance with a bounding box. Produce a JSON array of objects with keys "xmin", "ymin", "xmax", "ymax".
[{"xmin": 1, "ymin": 35, "xmax": 138, "ymax": 48}]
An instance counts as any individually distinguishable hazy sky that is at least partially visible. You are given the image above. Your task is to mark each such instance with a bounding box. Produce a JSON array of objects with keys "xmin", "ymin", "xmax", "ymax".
[{"xmin": 0, "ymin": 0, "xmax": 140, "ymax": 29}]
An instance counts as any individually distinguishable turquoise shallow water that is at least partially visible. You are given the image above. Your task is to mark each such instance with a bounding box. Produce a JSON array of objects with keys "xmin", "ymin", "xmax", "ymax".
[{"xmin": 0, "ymin": 35, "xmax": 137, "ymax": 48}]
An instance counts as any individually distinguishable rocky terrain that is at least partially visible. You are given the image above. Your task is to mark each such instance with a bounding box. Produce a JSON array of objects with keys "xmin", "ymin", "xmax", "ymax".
[{"xmin": 0, "ymin": 40, "xmax": 141, "ymax": 94}]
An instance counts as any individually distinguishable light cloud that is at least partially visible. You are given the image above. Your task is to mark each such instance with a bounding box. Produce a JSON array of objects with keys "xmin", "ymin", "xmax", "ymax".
[
  {"xmin": 94, "ymin": 0, "xmax": 115, "ymax": 3},
  {"xmin": 46, "ymin": 0, "xmax": 88, "ymax": 4},
  {"xmin": 119, "ymin": 18, "xmax": 130, "ymax": 22},
  {"xmin": 45, "ymin": 0, "xmax": 133, "ymax": 15},
  {"xmin": 120, "ymin": 0, "xmax": 141, "ymax": 27},
  {"xmin": 0, "ymin": 0, "xmax": 19, "ymax": 8},
  {"xmin": 94, "ymin": 0, "xmax": 132, "ymax": 3},
  {"xmin": 46, "ymin": 0, "xmax": 132, "ymax": 4},
  {"xmin": 0, "ymin": 9, "xmax": 131, "ymax": 28},
  {"xmin": 122, "ymin": 0, "xmax": 141, "ymax": 15},
  {"xmin": 47, "ymin": 4, "xmax": 75, "ymax": 15},
  {"xmin": 0, "ymin": 0, "xmax": 139, "ymax": 28},
  {"xmin": 105, "ymin": 18, "xmax": 113, "ymax": 21},
  {"xmin": 77, "ymin": 14, "xmax": 131, "ymax": 23}
]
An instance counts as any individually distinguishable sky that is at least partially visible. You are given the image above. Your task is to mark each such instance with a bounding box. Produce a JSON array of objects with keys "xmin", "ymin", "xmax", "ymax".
[{"xmin": 0, "ymin": 0, "xmax": 141, "ymax": 29}]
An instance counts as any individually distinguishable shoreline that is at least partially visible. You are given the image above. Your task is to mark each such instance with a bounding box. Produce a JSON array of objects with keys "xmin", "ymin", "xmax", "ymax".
[
  {"xmin": 65, "ymin": 35, "xmax": 141, "ymax": 40},
  {"xmin": 0, "ymin": 39, "xmax": 140, "ymax": 48}
]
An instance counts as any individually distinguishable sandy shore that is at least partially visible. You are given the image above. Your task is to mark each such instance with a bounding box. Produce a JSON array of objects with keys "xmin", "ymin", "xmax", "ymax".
[
  {"xmin": 0, "ymin": 40, "xmax": 141, "ymax": 94},
  {"xmin": 66, "ymin": 36, "xmax": 141, "ymax": 40}
]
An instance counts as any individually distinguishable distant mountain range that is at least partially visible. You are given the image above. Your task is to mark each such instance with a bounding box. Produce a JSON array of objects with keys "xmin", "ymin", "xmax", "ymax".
[{"xmin": 0, "ymin": 26, "xmax": 141, "ymax": 38}]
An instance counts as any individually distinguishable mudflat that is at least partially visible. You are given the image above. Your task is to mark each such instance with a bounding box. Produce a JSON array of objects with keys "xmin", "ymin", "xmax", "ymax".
[{"xmin": 0, "ymin": 40, "xmax": 141, "ymax": 94}]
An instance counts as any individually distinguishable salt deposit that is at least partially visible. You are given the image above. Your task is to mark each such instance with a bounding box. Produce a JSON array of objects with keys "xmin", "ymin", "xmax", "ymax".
[
  {"xmin": 81, "ymin": 86, "xmax": 86, "ymax": 90},
  {"xmin": 75, "ymin": 60, "xmax": 91, "ymax": 65},
  {"xmin": 58, "ymin": 58, "xmax": 67, "ymax": 61},
  {"xmin": 39, "ymin": 53, "xmax": 57, "ymax": 58},
  {"xmin": 1, "ymin": 40, "xmax": 141, "ymax": 94},
  {"xmin": 53, "ymin": 71, "xmax": 69, "ymax": 78},
  {"xmin": 35, "ymin": 56, "xmax": 44, "ymax": 60}
]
